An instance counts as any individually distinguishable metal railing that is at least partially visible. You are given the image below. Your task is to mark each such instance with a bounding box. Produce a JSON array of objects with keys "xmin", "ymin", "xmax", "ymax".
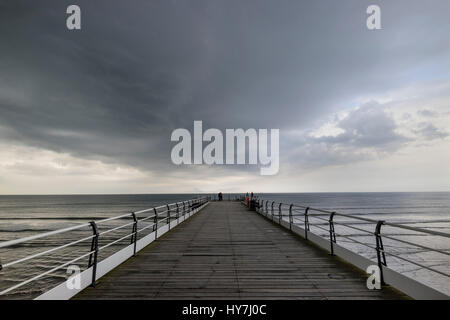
[
  {"xmin": 0, "ymin": 197, "xmax": 208, "ymax": 297},
  {"xmin": 208, "ymin": 193, "xmax": 241, "ymax": 201},
  {"xmin": 244, "ymin": 197, "xmax": 450, "ymax": 288}
]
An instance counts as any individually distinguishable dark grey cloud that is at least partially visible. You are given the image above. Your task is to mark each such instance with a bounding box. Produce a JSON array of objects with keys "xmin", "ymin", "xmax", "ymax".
[{"xmin": 1, "ymin": 0, "xmax": 450, "ymax": 178}]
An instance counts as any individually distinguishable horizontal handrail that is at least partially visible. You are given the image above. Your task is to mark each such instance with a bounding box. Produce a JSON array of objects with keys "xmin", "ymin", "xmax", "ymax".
[
  {"xmin": 0, "ymin": 250, "xmax": 95, "ymax": 296},
  {"xmin": 380, "ymin": 234, "xmax": 450, "ymax": 256},
  {"xmin": 0, "ymin": 223, "xmax": 92, "ymax": 249},
  {"xmin": 381, "ymin": 250, "xmax": 450, "ymax": 279},
  {"xmin": 383, "ymin": 221, "xmax": 450, "ymax": 238},
  {"xmin": 98, "ymin": 221, "xmax": 135, "ymax": 236},
  {"xmin": 254, "ymin": 199, "xmax": 450, "ymax": 238},
  {"xmin": 0, "ymin": 200, "xmax": 203, "ymax": 249},
  {"xmin": 1, "ymin": 234, "xmax": 95, "ymax": 269},
  {"xmin": 98, "ymin": 233, "xmax": 134, "ymax": 252}
]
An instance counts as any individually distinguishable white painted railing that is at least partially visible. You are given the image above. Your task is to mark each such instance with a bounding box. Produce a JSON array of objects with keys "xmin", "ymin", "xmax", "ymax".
[{"xmin": 0, "ymin": 197, "xmax": 209, "ymax": 300}]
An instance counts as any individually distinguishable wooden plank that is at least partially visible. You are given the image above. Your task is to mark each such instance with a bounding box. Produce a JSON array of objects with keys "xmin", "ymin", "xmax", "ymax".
[{"xmin": 73, "ymin": 201, "xmax": 409, "ymax": 300}]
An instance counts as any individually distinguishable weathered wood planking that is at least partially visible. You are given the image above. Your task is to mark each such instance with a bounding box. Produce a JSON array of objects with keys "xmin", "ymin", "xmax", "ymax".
[{"xmin": 74, "ymin": 201, "xmax": 408, "ymax": 300}]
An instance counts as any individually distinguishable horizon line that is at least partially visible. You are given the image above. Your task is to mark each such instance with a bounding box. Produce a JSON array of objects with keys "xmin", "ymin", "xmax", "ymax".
[{"xmin": 0, "ymin": 191, "xmax": 449, "ymax": 196}]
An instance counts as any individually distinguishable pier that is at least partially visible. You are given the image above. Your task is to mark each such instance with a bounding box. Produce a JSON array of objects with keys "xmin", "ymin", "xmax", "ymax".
[
  {"xmin": 1, "ymin": 197, "xmax": 449, "ymax": 300},
  {"xmin": 74, "ymin": 201, "xmax": 406, "ymax": 300}
]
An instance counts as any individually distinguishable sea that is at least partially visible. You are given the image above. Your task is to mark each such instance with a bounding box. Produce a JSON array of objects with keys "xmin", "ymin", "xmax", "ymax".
[{"xmin": 0, "ymin": 193, "xmax": 449, "ymax": 298}]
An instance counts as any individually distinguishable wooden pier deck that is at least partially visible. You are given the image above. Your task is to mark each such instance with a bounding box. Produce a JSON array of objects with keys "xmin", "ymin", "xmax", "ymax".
[{"xmin": 74, "ymin": 201, "xmax": 408, "ymax": 300}]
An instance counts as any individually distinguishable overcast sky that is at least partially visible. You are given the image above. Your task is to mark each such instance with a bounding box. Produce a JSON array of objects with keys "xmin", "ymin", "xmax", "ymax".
[{"xmin": 0, "ymin": 0, "xmax": 449, "ymax": 194}]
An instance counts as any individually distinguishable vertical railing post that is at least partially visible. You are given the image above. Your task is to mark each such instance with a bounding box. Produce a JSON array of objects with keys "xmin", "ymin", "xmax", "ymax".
[
  {"xmin": 375, "ymin": 221, "xmax": 387, "ymax": 285},
  {"xmin": 183, "ymin": 201, "xmax": 186, "ymax": 216},
  {"xmin": 271, "ymin": 201, "xmax": 274, "ymax": 221},
  {"xmin": 329, "ymin": 212, "xmax": 337, "ymax": 255},
  {"xmin": 265, "ymin": 200, "xmax": 268, "ymax": 214},
  {"xmin": 167, "ymin": 205, "xmax": 171, "ymax": 230},
  {"xmin": 289, "ymin": 204, "xmax": 293, "ymax": 230},
  {"xmin": 153, "ymin": 208, "xmax": 158, "ymax": 238},
  {"xmin": 88, "ymin": 221, "xmax": 99, "ymax": 287},
  {"xmin": 304, "ymin": 207, "xmax": 310, "ymax": 240},
  {"xmin": 130, "ymin": 212, "xmax": 138, "ymax": 256},
  {"xmin": 278, "ymin": 203, "xmax": 282, "ymax": 224},
  {"xmin": 176, "ymin": 203, "xmax": 180, "ymax": 224}
]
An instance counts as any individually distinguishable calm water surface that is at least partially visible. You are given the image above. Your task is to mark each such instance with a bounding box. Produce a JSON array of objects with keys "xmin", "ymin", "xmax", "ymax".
[{"xmin": 0, "ymin": 193, "xmax": 449, "ymax": 298}]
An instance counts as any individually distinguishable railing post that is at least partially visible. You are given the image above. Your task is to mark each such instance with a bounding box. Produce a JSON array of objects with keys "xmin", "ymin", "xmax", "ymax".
[
  {"xmin": 329, "ymin": 212, "xmax": 337, "ymax": 255},
  {"xmin": 289, "ymin": 204, "xmax": 293, "ymax": 230},
  {"xmin": 176, "ymin": 203, "xmax": 180, "ymax": 224},
  {"xmin": 183, "ymin": 201, "xmax": 186, "ymax": 216},
  {"xmin": 153, "ymin": 208, "xmax": 158, "ymax": 238},
  {"xmin": 88, "ymin": 221, "xmax": 99, "ymax": 287},
  {"xmin": 271, "ymin": 201, "xmax": 275, "ymax": 221},
  {"xmin": 265, "ymin": 200, "xmax": 268, "ymax": 214},
  {"xmin": 167, "ymin": 205, "xmax": 171, "ymax": 230},
  {"xmin": 153, "ymin": 208, "xmax": 158, "ymax": 235},
  {"xmin": 304, "ymin": 207, "xmax": 310, "ymax": 240},
  {"xmin": 375, "ymin": 220, "xmax": 387, "ymax": 285},
  {"xmin": 130, "ymin": 212, "xmax": 138, "ymax": 256},
  {"xmin": 278, "ymin": 203, "xmax": 282, "ymax": 224}
]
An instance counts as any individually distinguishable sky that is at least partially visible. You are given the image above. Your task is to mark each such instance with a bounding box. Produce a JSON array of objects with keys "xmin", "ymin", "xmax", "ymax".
[{"xmin": 0, "ymin": 0, "xmax": 449, "ymax": 194}]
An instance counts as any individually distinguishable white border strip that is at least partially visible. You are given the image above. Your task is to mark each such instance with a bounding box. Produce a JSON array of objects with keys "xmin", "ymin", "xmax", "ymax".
[
  {"xmin": 35, "ymin": 202, "xmax": 209, "ymax": 300},
  {"xmin": 255, "ymin": 206, "xmax": 449, "ymax": 300}
]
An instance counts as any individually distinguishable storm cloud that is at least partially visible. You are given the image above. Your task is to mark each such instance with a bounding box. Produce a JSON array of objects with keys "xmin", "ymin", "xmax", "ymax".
[{"xmin": 1, "ymin": 0, "xmax": 450, "ymax": 193}]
